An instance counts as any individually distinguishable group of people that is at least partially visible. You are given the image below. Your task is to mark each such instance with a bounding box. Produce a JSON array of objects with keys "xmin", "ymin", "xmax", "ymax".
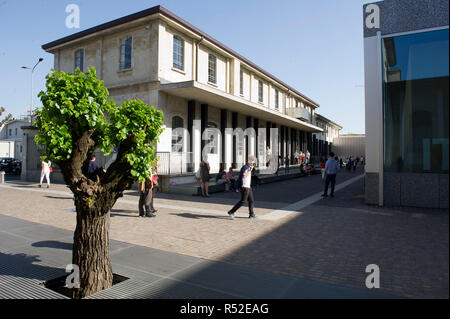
[{"xmin": 345, "ymin": 155, "xmax": 364, "ymax": 172}]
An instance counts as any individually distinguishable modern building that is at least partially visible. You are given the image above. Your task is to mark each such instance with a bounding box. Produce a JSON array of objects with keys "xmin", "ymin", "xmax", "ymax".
[
  {"xmin": 0, "ymin": 119, "xmax": 28, "ymax": 159},
  {"xmin": 38, "ymin": 5, "xmax": 329, "ymax": 180},
  {"xmin": 363, "ymin": 0, "xmax": 448, "ymax": 208}
]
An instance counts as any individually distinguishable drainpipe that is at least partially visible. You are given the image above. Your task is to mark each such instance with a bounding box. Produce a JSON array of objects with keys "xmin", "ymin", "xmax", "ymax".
[{"xmin": 195, "ymin": 36, "xmax": 204, "ymax": 82}]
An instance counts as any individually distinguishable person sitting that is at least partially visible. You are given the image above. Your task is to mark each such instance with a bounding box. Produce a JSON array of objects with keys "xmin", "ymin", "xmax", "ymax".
[
  {"xmin": 226, "ymin": 167, "xmax": 237, "ymax": 192},
  {"xmin": 216, "ymin": 165, "xmax": 231, "ymax": 191}
]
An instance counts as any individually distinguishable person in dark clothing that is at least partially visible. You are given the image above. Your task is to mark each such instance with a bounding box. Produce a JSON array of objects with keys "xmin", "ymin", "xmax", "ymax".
[
  {"xmin": 227, "ymin": 156, "xmax": 256, "ymax": 219},
  {"xmin": 139, "ymin": 174, "xmax": 156, "ymax": 218},
  {"xmin": 88, "ymin": 156, "xmax": 100, "ymax": 181}
]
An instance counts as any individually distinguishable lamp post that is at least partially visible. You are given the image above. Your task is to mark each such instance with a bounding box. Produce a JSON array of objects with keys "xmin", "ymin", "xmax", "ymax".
[{"xmin": 21, "ymin": 58, "xmax": 44, "ymax": 125}]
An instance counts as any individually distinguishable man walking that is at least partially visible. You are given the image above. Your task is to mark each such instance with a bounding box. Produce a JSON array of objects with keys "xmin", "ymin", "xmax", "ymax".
[
  {"xmin": 227, "ymin": 156, "xmax": 257, "ymax": 219},
  {"xmin": 322, "ymin": 152, "xmax": 339, "ymax": 198}
]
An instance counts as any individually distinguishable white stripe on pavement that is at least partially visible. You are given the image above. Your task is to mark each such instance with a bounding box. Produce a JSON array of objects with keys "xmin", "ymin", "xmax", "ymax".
[{"xmin": 259, "ymin": 174, "xmax": 364, "ymax": 221}]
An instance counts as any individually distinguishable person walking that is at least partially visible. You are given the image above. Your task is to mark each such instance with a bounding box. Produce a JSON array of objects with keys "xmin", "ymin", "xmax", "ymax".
[
  {"xmin": 138, "ymin": 168, "xmax": 157, "ymax": 218},
  {"xmin": 320, "ymin": 158, "xmax": 326, "ymax": 180},
  {"xmin": 339, "ymin": 158, "xmax": 343, "ymax": 169},
  {"xmin": 200, "ymin": 159, "xmax": 210, "ymax": 197},
  {"xmin": 284, "ymin": 155, "xmax": 290, "ymax": 174},
  {"xmin": 39, "ymin": 160, "xmax": 51, "ymax": 188},
  {"xmin": 305, "ymin": 150, "xmax": 311, "ymax": 165},
  {"xmin": 321, "ymin": 152, "xmax": 339, "ymax": 198},
  {"xmin": 227, "ymin": 156, "xmax": 257, "ymax": 219},
  {"xmin": 265, "ymin": 145, "xmax": 272, "ymax": 167}
]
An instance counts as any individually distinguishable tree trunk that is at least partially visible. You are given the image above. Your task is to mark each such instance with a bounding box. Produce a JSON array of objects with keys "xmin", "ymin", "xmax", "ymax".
[{"xmin": 71, "ymin": 198, "xmax": 113, "ymax": 299}]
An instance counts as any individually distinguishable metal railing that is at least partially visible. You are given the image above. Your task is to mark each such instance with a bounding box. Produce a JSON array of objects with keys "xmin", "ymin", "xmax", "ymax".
[{"xmin": 156, "ymin": 152, "xmax": 194, "ymax": 176}]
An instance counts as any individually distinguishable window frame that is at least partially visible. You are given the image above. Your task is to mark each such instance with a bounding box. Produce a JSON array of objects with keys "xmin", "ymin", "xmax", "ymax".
[
  {"xmin": 171, "ymin": 116, "xmax": 184, "ymax": 153},
  {"xmin": 208, "ymin": 53, "xmax": 217, "ymax": 84},
  {"xmin": 275, "ymin": 89, "xmax": 279, "ymax": 109},
  {"xmin": 173, "ymin": 35, "xmax": 185, "ymax": 71},
  {"xmin": 119, "ymin": 36, "xmax": 133, "ymax": 71},
  {"xmin": 74, "ymin": 48, "xmax": 84, "ymax": 72},
  {"xmin": 258, "ymin": 80, "xmax": 264, "ymax": 103}
]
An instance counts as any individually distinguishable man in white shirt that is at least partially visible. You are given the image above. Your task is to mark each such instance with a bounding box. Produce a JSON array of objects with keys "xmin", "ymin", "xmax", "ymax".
[{"xmin": 227, "ymin": 156, "xmax": 256, "ymax": 219}]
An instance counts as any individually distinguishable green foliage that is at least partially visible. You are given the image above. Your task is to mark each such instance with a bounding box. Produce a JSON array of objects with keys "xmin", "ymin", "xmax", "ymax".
[{"xmin": 35, "ymin": 67, "xmax": 164, "ymax": 183}]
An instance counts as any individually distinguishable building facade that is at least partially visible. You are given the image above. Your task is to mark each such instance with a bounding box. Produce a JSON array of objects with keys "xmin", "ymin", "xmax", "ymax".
[
  {"xmin": 363, "ymin": 0, "xmax": 449, "ymax": 208},
  {"xmin": 41, "ymin": 5, "xmax": 328, "ymax": 179},
  {"xmin": 0, "ymin": 119, "xmax": 28, "ymax": 159},
  {"xmin": 312, "ymin": 113, "xmax": 342, "ymax": 159}
]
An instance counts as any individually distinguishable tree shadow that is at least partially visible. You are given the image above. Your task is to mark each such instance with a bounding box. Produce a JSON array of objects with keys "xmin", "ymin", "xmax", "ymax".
[
  {"xmin": 45, "ymin": 196, "xmax": 72, "ymax": 200},
  {"xmin": 32, "ymin": 241, "xmax": 73, "ymax": 251},
  {"xmin": 0, "ymin": 251, "xmax": 66, "ymax": 282}
]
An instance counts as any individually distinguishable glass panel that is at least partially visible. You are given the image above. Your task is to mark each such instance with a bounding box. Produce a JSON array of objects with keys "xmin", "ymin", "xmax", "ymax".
[
  {"xmin": 383, "ymin": 29, "xmax": 449, "ymax": 173},
  {"xmin": 208, "ymin": 54, "xmax": 216, "ymax": 84},
  {"xmin": 173, "ymin": 36, "xmax": 184, "ymax": 70},
  {"xmin": 75, "ymin": 49, "xmax": 84, "ymax": 71},
  {"xmin": 120, "ymin": 37, "xmax": 132, "ymax": 70}
]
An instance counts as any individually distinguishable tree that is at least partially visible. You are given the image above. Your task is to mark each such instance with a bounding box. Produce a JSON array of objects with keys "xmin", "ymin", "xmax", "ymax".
[
  {"xmin": 35, "ymin": 68, "xmax": 164, "ymax": 298},
  {"xmin": 0, "ymin": 107, "xmax": 13, "ymax": 127}
]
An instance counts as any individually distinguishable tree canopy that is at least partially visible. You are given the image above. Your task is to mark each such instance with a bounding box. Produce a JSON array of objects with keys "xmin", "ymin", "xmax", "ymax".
[{"xmin": 35, "ymin": 67, "xmax": 164, "ymax": 185}]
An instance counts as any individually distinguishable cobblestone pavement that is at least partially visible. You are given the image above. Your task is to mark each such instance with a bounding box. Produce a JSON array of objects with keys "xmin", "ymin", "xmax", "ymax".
[{"xmin": 0, "ymin": 168, "xmax": 448, "ymax": 299}]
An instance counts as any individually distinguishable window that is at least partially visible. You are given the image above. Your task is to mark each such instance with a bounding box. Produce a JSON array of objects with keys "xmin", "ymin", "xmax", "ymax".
[
  {"xmin": 208, "ymin": 54, "xmax": 217, "ymax": 84},
  {"xmin": 240, "ymin": 69, "xmax": 244, "ymax": 95},
  {"xmin": 173, "ymin": 36, "xmax": 184, "ymax": 71},
  {"xmin": 383, "ymin": 29, "xmax": 449, "ymax": 173},
  {"xmin": 15, "ymin": 128, "xmax": 17, "ymax": 136},
  {"xmin": 8, "ymin": 129, "xmax": 11, "ymax": 137},
  {"xmin": 119, "ymin": 36, "xmax": 132, "ymax": 70},
  {"xmin": 258, "ymin": 80, "xmax": 263, "ymax": 103},
  {"xmin": 74, "ymin": 49, "xmax": 84, "ymax": 71},
  {"xmin": 275, "ymin": 89, "xmax": 279, "ymax": 109},
  {"xmin": 171, "ymin": 116, "xmax": 184, "ymax": 153},
  {"xmin": 205, "ymin": 122, "xmax": 218, "ymax": 154},
  {"xmin": 295, "ymin": 100, "xmax": 299, "ymax": 108}
]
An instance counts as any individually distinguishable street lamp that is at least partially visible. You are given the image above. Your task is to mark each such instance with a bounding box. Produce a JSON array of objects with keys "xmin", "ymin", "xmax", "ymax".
[{"xmin": 21, "ymin": 58, "xmax": 44, "ymax": 125}]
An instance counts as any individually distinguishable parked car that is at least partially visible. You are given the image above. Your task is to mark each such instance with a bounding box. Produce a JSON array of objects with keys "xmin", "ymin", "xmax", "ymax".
[{"xmin": 0, "ymin": 157, "xmax": 22, "ymax": 175}]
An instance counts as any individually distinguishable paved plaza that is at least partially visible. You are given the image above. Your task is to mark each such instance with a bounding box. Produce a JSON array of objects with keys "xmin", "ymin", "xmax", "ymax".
[{"xmin": 0, "ymin": 167, "xmax": 448, "ymax": 299}]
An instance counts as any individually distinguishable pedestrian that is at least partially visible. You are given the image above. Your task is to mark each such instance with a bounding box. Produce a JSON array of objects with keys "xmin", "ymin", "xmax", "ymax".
[
  {"xmin": 138, "ymin": 169, "xmax": 156, "ymax": 218},
  {"xmin": 226, "ymin": 167, "xmax": 237, "ymax": 192},
  {"xmin": 322, "ymin": 152, "xmax": 339, "ymax": 198},
  {"xmin": 88, "ymin": 155, "xmax": 100, "ymax": 181},
  {"xmin": 284, "ymin": 155, "xmax": 290, "ymax": 174},
  {"xmin": 339, "ymin": 158, "xmax": 343, "ymax": 169},
  {"xmin": 347, "ymin": 157, "xmax": 352, "ymax": 171},
  {"xmin": 200, "ymin": 158, "xmax": 210, "ymax": 197},
  {"xmin": 320, "ymin": 158, "xmax": 326, "ymax": 180},
  {"xmin": 39, "ymin": 160, "xmax": 51, "ymax": 188},
  {"xmin": 265, "ymin": 145, "xmax": 272, "ymax": 167},
  {"xmin": 305, "ymin": 150, "xmax": 311, "ymax": 164},
  {"xmin": 294, "ymin": 150, "xmax": 299, "ymax": 165},
  {"xmin": 227, "ymin": 156, "xmax": 257, "ymax": 219},
  {"xmin": 300, "ymin": 150, "xmax": 305, "ymax": 165}
]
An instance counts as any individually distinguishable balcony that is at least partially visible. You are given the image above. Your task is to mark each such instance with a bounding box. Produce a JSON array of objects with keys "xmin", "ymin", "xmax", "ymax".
[{"xmin": 286, "ymin": 108, "xmax": 312, "ymax": 123}]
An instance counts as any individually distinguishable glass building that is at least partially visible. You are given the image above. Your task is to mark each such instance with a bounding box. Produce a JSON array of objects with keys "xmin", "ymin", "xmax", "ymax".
[{"xmin": 363, "ymin": 0, "xmax": 449, "ymax": 208}]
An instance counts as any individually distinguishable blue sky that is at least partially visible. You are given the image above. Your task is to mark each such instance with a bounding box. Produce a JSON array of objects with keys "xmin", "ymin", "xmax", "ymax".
[{"xmin": 0, "ymin": 0, "xmax": 368, "ymax": 134}]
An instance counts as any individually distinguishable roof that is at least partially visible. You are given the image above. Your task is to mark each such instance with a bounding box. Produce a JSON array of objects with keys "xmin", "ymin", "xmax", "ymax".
[
  {"xmin": 42, "ymin": 5, "xmax": 320, "ymax": 107},
  {"xmin": 314, "ymin": 113, "xmax": 343, "ymax": 129}
]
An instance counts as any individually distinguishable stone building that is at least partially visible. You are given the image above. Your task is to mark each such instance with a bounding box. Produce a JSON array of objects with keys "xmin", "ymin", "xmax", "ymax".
[{"xmin": 38, "ymin": 5, "xmax": 335, "ymax": 182}]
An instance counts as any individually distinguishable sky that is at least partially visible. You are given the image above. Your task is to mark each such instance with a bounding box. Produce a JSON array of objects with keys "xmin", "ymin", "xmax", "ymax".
[{"xmin": 0, "ymin": 0, "xmax": 369, "ymax": 134}]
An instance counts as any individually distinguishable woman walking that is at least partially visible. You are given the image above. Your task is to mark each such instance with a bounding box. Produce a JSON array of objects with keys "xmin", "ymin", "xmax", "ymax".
[
  {"xmin": 200, "ymin": 159, "xmax": 210, "ymax": 197},
  {"xmin": 39, "ymin": 160, "xmax": 51, "ymax": 188}
]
